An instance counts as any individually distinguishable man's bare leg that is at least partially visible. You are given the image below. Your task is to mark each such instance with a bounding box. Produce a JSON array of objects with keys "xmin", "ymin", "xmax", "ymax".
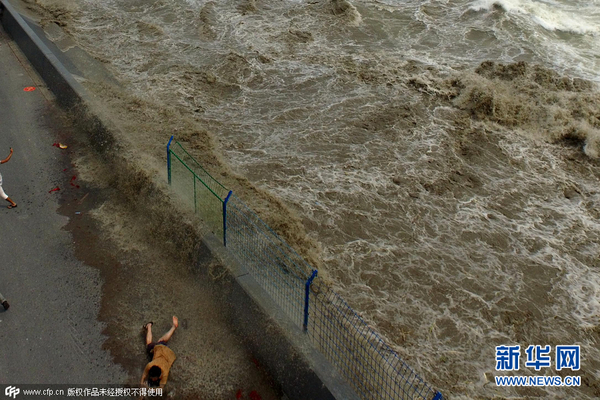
[
  {"xmin": 6, "ymin": 197, "xmax": 16, "ymax": 209},
  {"xmin": 157, "ymin": 316, "xmax": 179, "ymax": 343},
  {"xmin": 144, "ymin": 322, "xmax": 153, "ymax": 345}
]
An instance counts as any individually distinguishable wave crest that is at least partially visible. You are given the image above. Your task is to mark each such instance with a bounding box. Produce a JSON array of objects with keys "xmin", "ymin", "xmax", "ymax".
[
  {"xmin": 469, "ymin": 0, "xmax": 599, "ymax": 35},
  {"xmin": 330, "ymin": 0, "xmax": 362, "ymax": 26},
  {"xmin": 451, "ymin": 61, "xmax": 600, "ymax": 158}
]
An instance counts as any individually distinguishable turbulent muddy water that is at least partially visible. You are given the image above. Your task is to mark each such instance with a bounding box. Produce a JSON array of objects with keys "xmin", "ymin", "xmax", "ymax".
[{"xmin": 33, "ymin": 0, "xmax": 600, "ymax": 398}]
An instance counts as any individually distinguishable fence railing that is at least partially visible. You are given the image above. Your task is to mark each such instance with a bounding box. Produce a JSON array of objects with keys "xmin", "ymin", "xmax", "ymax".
[{"xmin": 167, "ymin": 137, "xmax": 443, "ymax": 400}]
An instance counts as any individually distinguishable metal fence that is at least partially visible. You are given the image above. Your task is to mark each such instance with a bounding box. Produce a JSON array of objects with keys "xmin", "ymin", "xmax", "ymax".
[
  {"xmin": 168, "ymin": 139, "xmax": 231, "ymax": 241},
  {"xmin": 167, "ymin": 137, "xmax": 443, "ymax": 400}
]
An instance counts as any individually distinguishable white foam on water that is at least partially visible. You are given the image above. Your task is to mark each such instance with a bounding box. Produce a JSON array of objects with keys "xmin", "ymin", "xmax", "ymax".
[
  {"xmin": 465, "ymin": 0, "xmax": 600, "ymax": 79},
  {"xmin": 469, "ymin": 0, "xmax": 600, "ymax": 34}
]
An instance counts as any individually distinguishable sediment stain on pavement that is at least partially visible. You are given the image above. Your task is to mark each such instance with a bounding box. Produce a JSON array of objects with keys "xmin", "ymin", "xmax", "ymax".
[{"xmin": 53, "ymin": 112, "xmax": 282, "ymax": 398}]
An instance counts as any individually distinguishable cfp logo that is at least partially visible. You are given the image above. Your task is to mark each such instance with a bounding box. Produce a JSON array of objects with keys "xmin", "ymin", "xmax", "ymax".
[{"xmin": 4, "ymin": 386, "xmax": 20, "ymax": 399}]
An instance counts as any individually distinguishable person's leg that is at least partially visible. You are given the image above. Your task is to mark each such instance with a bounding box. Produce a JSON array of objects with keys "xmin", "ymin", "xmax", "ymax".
[
  {"xmin": 157, "ymin": 316, "xmax": 179, "ymax": 343},
  {"xmin": 144, "ymin": 322, "xmax": 154, "ymax": 346},
  {"xmin": 0, "ymin": 292, "xmax": 9, "ymax": 310},
  {"xmin": 0, "ymin": 186, "xmax": 15, "ymax": 208}
]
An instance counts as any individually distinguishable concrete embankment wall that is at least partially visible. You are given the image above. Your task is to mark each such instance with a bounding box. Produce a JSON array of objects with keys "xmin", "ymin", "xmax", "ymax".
[{"xmin": 0, "ymin": 1, "xmax": 359, "ymax": 399}]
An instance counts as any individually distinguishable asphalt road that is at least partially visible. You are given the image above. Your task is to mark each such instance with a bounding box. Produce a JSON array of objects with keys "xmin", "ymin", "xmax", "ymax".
[{"xmin": 0, "ymin": 26, "xmax": 125, "ymax": 385}]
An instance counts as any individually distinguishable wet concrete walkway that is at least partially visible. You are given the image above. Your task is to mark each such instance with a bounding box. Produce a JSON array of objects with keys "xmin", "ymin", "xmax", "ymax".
[{"xmin": 0, "ymin": 25, "xmax": 125, "ymax": 385}]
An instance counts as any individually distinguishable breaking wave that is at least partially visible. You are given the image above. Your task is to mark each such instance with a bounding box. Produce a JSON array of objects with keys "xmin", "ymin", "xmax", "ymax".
[{"xmin": 469, "ymin": 0, "xmax": 600, "ymax": 35}]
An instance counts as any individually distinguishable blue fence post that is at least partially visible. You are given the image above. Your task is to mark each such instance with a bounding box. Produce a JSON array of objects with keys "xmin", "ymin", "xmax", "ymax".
[
  {"xmin": 303, "ymin": 270, "xmax": 318, "ymax": 333},
  {"xmin": 432, "ymin": 392, "xmax": 443, "ymax": 400},
  {"xmin": 193, "ymin": 175, "xmax": 197, "ymax": 214},
  {"xmin": 167, "ymin": 135, "xmax": 174, "ymax": 185},
  {"xmin": 222, "ymin": 190, "xmax": 233, "ymax": 247}
]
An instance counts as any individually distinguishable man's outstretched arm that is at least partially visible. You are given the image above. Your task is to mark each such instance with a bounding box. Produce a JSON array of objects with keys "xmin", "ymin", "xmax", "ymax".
[
  {"xmin": 140, "ymin": 364, "xmax": 150, "ymax": 386},
  {"xmin": 0, "ymin": 148, "xmax": 13, "ymax": 164}
]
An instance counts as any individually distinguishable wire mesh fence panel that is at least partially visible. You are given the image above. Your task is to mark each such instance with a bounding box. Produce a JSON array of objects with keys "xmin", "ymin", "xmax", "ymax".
[
  {"xmin": 226, "ymin": 195, "xmax": 307, "ymax": 327},
  {"xmin": 171, "ymin": 142, "xmax": 229, "ymax": 201},
  {"xmin": 194, "ymin": 175, "xmax": 224, "ymax": 239},
  {"xmin": 229, "ymin": 195, "xmax": 313, "ymax": 275},
  {"xmin": 169, "ymin": 142, "xmax": 225, "ymax": 239},
  {"xmin": 307, "ymin": 282, "xmax": 440, "ymax": 400},
  {"xmin": 169, "ymin": 151, "xmax": 196, "ymax": 210}
]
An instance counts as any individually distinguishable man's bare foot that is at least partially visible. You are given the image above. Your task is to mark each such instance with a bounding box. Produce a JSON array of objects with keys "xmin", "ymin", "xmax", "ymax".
[
  {"xmin": 143, "ymin": 322, "xmax": 153, "ymax": 330},
  {"xmin": 172, "ymin": 316, "xmax": 179, "ymax": 329},
  {"xmin": 7, "ymin": 204, "xmax": 16, "ymax": 209}
]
